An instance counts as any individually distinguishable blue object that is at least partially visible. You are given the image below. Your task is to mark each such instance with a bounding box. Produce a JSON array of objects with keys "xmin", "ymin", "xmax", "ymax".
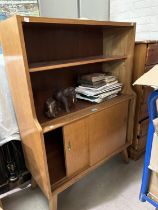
[
  {"xmin": 140, "ymin": 90, "xmax": 158, "ymax": 208},
  {"xmin": 0, "ymin": 47, "xmax": 2, "ymax": 55},
  {"xmin": 0, "ymin": 13, "xmax": 7, "ymax": 21}
]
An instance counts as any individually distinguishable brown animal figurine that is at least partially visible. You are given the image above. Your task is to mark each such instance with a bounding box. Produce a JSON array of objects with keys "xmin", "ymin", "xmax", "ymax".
[
  {"xmin": 63, "ymin": 87, "xmax": 76, "ymax": 107},
  {"xmin": 56, "ymin": 91, "xmax": 70, "ymax": 113},
  {"xmin": 44, "ymin": 97, "xmax": 58, "ymax": 119},
  {"xmin": 56, "ymin": 87, "xmax": 76, "ymax": 113}
]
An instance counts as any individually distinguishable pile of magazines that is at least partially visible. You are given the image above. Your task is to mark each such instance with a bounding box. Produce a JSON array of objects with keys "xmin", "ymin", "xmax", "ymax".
[{"xmin": 75, "ymin": 73, "xmax": 123, "ymax": 103}]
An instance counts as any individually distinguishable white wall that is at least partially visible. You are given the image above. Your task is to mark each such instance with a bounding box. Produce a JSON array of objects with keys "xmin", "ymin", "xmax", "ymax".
[
  {"xmin": 39, "ymin": 0, "xmax": 110, "ymax": 20},
  {"xmin": 110, "ymin": 0, "xmax": 158, "ymax": 41},
  {"xmin": 39, "ymin": 0, "xmax": 78, "ymax": 18},
  {"xmin": 80, "ymin": 0, "xmax": 109, "ymax": 20}
]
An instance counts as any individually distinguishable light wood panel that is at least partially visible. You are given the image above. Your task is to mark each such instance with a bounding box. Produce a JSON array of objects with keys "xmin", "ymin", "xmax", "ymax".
[
  {"xmin": 88, "ymin": 100, "xmax": 129, "ymax": 165},
  {"xmin": 20, "ymin": 15, "xmax": 134, "ymax": 27},
  {"xmin": 103, "ymin": 26, "xmax": 136, "ymax": 145},
  {"xmin": 0, "ymin": 16, "xmax": 51, "ymax": 198},
  {"xmin": 49, "ymin": 194, "xmax": 57, "ymax": 210},
  {"xmin": 104, "ymin": 27, "xmax": 136, "ymax": 92},
  {"xmin": 63, "ymin": 118, "xmax": 89, "ymax": 176}
]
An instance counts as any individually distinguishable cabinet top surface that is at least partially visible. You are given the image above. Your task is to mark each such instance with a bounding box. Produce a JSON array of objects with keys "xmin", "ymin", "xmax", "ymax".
[
  {"xmin": 136, "ymin": 40, "xmax": 158, "ymax": 44},
  {"xmin": 3, "ymin": 15, "xmax": 135, "ymax": 28}
]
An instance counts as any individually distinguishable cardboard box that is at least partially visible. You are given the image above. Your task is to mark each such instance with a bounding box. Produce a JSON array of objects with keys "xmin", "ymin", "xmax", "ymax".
[
  {"xmin": 154, "ymin": 118, "xmax": 158, "ymax": 134},
  {"xmin": 134, "ymin": 64, "xmax": 158, "ymax": 88},
  {"xmin": 149, "ymin": 131, "xmax": 158, "ymax": 173},
  {"xmin": 133, "ymin": 64, "xmax": 158, "ymax": 172}
]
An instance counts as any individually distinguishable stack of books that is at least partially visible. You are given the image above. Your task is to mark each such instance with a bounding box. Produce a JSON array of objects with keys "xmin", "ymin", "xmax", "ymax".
[{"xmin": 75, "ymin": 73, "xmax": 123, "ymax": 103}]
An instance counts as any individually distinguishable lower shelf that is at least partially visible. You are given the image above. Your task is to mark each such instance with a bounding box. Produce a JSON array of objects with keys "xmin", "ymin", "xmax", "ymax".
[
  {"xmin": 43, "ymin": 93, "xmax": 133, "ymax": 190},
  {"xmin": 51, "ymin": 142, "xmax": 131, "ymax": 194},
  {"xmin": 41, "ymin": 94, "xmax": 133, "ymax": 133},
  {"xmin": 44, "ymin": 128, "xmax": 66, "ymax": 185}
]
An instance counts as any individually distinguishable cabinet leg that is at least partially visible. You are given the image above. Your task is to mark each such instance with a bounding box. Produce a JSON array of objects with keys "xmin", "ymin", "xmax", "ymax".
[
  {"xmin": 122, "ymin": 149, "xmax": 129, "ymax": 164},
  {"xmin": 0, "ymin": 199, "xmax": 3, "ymax": 210},
  {"xmin": 49, "ymin": 194, "xmax": 57, "ymax": 210},
  {"xmin": 31, "ymin": 177, "xmax": 37, "ymax": 189}
]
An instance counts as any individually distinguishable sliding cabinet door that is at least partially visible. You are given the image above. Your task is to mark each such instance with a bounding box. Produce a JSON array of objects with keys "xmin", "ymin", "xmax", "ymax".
[
  {"xmin": 63, "ymin": 118, "xmax": 89, "ymax": 176},
  {"xmin": 88, "ymin": 100, "xmax": 129, "ymax": 165}
]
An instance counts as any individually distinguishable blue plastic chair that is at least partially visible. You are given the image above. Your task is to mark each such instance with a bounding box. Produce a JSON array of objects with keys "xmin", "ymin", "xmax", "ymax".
[{"xmin": 140, "ymin": 90, "xmax": 158, "ymax": 208}]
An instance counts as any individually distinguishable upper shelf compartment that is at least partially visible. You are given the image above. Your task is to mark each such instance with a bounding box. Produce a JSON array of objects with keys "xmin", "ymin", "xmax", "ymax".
[
  {"xmin": 29, "ymin": 55, "xmax": 127, "ymax": 72},
  {"xmin": 22, "ymin": 20, "xmax": 131, "ymax": 72}
]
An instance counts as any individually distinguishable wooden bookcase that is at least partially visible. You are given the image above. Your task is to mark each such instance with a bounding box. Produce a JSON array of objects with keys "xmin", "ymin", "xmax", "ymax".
[{"xmin": 0, "ymin": 16, "xmax": 136, "ymax": 210}]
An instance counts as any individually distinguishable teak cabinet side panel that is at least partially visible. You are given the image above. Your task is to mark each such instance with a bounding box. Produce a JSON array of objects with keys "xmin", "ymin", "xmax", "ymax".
[
  {"xmin": 88, "ymin": 101, "xmax": 129, "ymax": 165},
  {"xmin": 0, "ymin": 16, "xmax": 51, "ymax": 198},
  {"xmin": 103, "ymin": 27, "xmax": 136, "ymax": 145},
  {"xmin": 63, "ymin": 118, "xmax": 89, "ymax": 176},
  {"xmin": 103, "ymin": 27, "xmax": 136, "ymax": 95}
]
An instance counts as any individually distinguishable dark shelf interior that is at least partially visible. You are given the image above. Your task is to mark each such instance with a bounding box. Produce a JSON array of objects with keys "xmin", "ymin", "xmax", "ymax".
[
  {"xmin": 30, "ymin": 63, "xmax": 102, "ymax": 121},
  {"xmin": 44, "ymin": 128, "xmax": 66, "ymax": 185},
  {"xmin": 26, "ymin": 23, "xmax": 129, "ymax": 131},
  {"xmin": 23, "ymin": 23, "xmax": 103, "ymax": 66}
]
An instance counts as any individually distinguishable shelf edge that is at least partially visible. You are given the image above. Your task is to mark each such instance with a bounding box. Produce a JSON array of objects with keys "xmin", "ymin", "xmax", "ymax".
[
  {"xmin": 41, "ymin": 94, "xmax": 133, "ymax": 133},
  {"xmin": 29, "ymin": 56, "xmax": 127, "ymax": 73}
]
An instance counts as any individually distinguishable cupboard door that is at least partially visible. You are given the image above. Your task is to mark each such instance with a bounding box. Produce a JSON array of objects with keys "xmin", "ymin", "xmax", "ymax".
[
  {"xmin": 63, "ymin": 118, "xmax": 89, "ymax": 176},
  {"xmin": 88, "ymin": 100, "xmax": 129, "ymax": 165}
]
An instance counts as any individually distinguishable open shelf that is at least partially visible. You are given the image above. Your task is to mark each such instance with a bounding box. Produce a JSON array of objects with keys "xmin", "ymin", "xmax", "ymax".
[
  {"xmin": 44, "ymin": 128, "xmax": 66, "ymax": 185},
  {"xmin": 29, "ymin": 55, "xmax": 127, "ymax": 72},
  {"xmin": 41, "ymin": 94, "xmax": 133, "ymax": 133}
]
